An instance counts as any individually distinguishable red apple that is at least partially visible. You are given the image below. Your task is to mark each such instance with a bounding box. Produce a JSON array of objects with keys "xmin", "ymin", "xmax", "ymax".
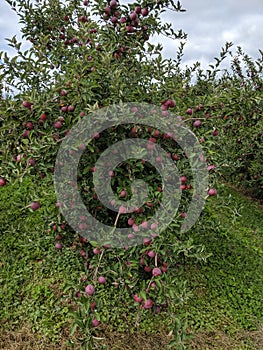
[
  {"xmin": 0, "ymin": 178, "xmax": 6, "ymax": 186},
  {"xmin": 30, "ymin": 201, "xmax": 40, "ymax": 211},
  {"xmin": 85, "ymin": 284, "xmax": 95, "ymax": 295},
  {"xmin": 141, "ymin": 8, "xmax": 149, "ymax": 16}
]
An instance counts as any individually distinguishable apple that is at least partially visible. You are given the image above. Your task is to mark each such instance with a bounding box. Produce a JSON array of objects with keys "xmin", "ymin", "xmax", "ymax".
[
  {"xmin": 0, "ymin": 178, "xmax": 6, "ymax": 186},
  {"xmin": 126, "ymin": 25, "xmax": 134, "ymax": 32},
  {"xmin": 133, "ymin": 294, "xmax": 143, "ymax": 302},
  {"xmin": 28, "ymin": 158, "xmax": 35, "ymax": 166},
  {"xmin": 55, "ymin": 242, "xmax": 63, "ymax": 250},
  {"xmin": 128, "ymin": 217, "xmax": 135, "ymax": 226},
  {"xmin": 92, "ymin": 319, "xmax": 100, "ymax": 327},
  {"xmin": 135, "ymin": 6, "xmax": 141, "ymax": 14},
  {"xmin": 143, "ymin": 237, "xmax": 152, "ymax": 245},
  {"xmin": 129, "ymin": 12, "xmax": 137, "ymax": 21},
  {"xmin": 90, "ymin": 301, "xmax": 96, "ymax": 310},
  {"xmin": 147, "ymin": 250, "xmax": 156, "ymax": 258},
  {"xmin": 144, "ymin": 266, "xmax": 151, "ymax": 273},
  {"xmin": 186, "ymin": 108, "xmax": 193, "ymax": 115},
  {"xmin": 93, "ymin": 247, "xmax": 101, "ymax": 254},
  {"xmin": 212, "ymin": 130, "xmax": 219, "ymax": 136},
  {"xmin": 180, "ymin": 176, "xmax": 187, "ymax": 183},
  {"xmin": 98, "ymin": 276, "xmax": 106, "ymax": 284},
  {"xmin": 208, "ymin": 188, "xmax": 217, "ymax": 196},
  {"xmin": 109, "ymin": 0, "xmax": 117, "ymax": 8},
  {"xmin": 68, "ymin": 105, "xmax": 75, "ymax": 112},
  {"xmin": 120, "ymin": 190, "xmax": 126, "ymax": 198},
  {"xmin": 193, "ymin": 120, "xmax": 201, "ymax": 128},
  {"xmin": 85, "ymin": 284, "xmax": 95, "ymax": 295},
  {"xmin": 39, "ymin": 113, "xmax": 47, "ymax": 124},
  {"xmin": 140, "ymin": 221, "xmax": 148, "ymax": 229},
  {"xmin": 25, "ymin": 121, "xmax": 34, "ymax": 130},
  {"xmin": 141, "ymin": 7, "xmax": 149, "ymax": 16},
  {"xmin": 119, "ymin": 16, "xmax": 127, "ymax": 23},
  {"xmin": 119, "ymin": 205, "xmax": 127, "ymax": 214},
  {"xmin": 22, "ymin": 100, "xmax": 31, "ymax": 108},
  {"xmin": 23, "ymin": 130, "xmax": 30, "ymax": 138},
  {"xmin": 150, "ymin": 223, "xmax": 158, "ymax": 230},
  {"xmin": 152, "ymin": 267, "xmax": 162, "ymax": 277},
  {"xmin": 54, "ymin": 121, "xmax": 62, "ymax": 129},
  {"xmin": 111, "ymin": 16, "xmax": 118, "ymax": 23},
  {"xmin": 30, "ymin": 201, "xmax": 40, "ymax": 210},
  {"xmin": 143, "ymin": 299, "xmax": 153, "ymax": 309}
]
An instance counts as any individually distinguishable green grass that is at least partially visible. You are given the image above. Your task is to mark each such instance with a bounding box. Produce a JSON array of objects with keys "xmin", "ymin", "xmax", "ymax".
[
  {"xmin": 181, "ymin": 183, "xmax": 263, "ymax": 339},
  {"xmin": 1, "ymin": 178, "xmax": 263, "ymax": 349}
]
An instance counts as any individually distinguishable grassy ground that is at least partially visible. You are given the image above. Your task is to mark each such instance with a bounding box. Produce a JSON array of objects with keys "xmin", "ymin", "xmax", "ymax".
[{"xmin": 0, "ymin": 178, "xmax": 262, "ymax": 349}]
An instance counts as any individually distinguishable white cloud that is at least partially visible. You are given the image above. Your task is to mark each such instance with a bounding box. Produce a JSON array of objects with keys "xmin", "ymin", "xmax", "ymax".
[{"xmin": 0, "ymin": 0, "xmax": 262, "ymax": 69}]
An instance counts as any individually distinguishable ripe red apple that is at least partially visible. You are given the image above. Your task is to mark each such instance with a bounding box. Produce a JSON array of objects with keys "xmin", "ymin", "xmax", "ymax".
[
  {"xmin": 141, "ymin": 7, "xmax": 149, "ymax": 16},
  {"xmin": 90, "ymin": 301, "xmax": 96, "ymax": 310},
  {"xmin": 147, "ymin": 250, "xmax": 156, "ymax": 258},
  {"xmin": 55, "ymin": 242, "xmax": 63, "ymax": 250},
  {"xmin": 92, "ymin": 319, "xmax": 99, "ymax": 327},
  {"xmin": 25, "ymin": 121, "xmax": 34, "ymax": 130},
  {"xmin": 0, "ymin": 178, "xmax": 6, "ymax": 186},
  {"xmin": 61, "ymin": 106, "xmax": 68, "ymax": 112},
  {"xmin": 68, "ymin": 105, "xmax": 75, "ymax": 112},
  {"xmin": 30, "ymin": 201, "xmax": 40, "ymax": 211},
  {"xmin": 98, "ymin": 276, "xmax": 106, "ymax": 284},
  {"xmin": 119, "ymin": 16, "xmax": 127, "ymax": 23},
  {"xmin": 207, "ymin": 188, "xmax": 217, "ymax": 196},
  {"xmin": 28, "ymin": 158, "xmax": 35, "ymax": 166},
  {"xmin": 23, "ymin": 130, "xmax": 30, "ymax": 138},
  {"xmin": 193, "ymin": 120, "xmax": 201, "ymax": 128},
  {"xmin": 143, "ymin": 299, "xmax": 153, "ymax": 309},
  {"xmin": 120, "ymin": 190, "xmax": 126, "ymax": 198},
  {"xmin": 129, "ymin": 12, "xmax": 137, "ymax": 21},
  {"xmin": 186, "ymin": 108, "xmax": 193, "ymax": 115},
  {"xmin": 104, "ymin": 5, "xmax": 111, "ymax": 14},
  {"xmin": 128, "ymin": 217, "xmax": 135, "ymax": 226},
  {"xmin": 132, "ymin": 224, "xmax": 139, "ymax": 232},
  {"xmin": 39, "ymin": 113, "xmax": 47, "ymax": 124},
  {"xmin": 83, "ymin": 0, "xmax": 88, "ymax": 5},
  {"xmin": 140, "ymin": 221, "xmax": 148, "ymax": 229},
  {"xmin": 150, "ymin": 223, "xmax": 158, "ymax": 230},
  {"xmin": 85, "ymin": 284, "xmax": 95, "ymax": 295},
  {"xmin": 144, "ymin": 266, "xmax": 151, "ymax": 273},
  {"xmin": 152, "ymin": 267, "xmax": 162, "ymax": 277},
  {"xmin": 143, "ymin": 237, "xmax": 152, "ymax": 245},
  {"xmin": 212, "ymin": 130, "xmax": 219, "ymax": 136},
  {"xmin": 119, "ymin": 205, "xmax": 127, "ymax": 214},
  {"xmin": 135, "ymin": 6, "xmax": 141, "ymax": 14},
  {"xmin": 180, "ymin": 176, "xmax": 187, "ymax": 183},
  {"xmin": 133, "ymin": 294, "xmax": 143, "ymax": 302},
  {"xmin": 54, "ymin": 121, "xmax": 62, "ymax": 129},
  {"xmin": 109, "ymin": 0, "xmax": 117, "ymax": 8},
  {"xmin": 22, "ymin": 100, "xmax": 31, "ymax": 108},
  {"xmin": 111, "ymin": 16, "xmax": 118, "ymax": 23},
  {"xmin": 93, "ymin": 247, "xmax": 101, "ymax": 254},
  {"xmin": 126, "ymin": 25, "xmax": 134, "ymax": 32}
]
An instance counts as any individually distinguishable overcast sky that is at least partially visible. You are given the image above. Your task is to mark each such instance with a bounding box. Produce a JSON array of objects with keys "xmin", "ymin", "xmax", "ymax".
[{"xmin": 0, "ymin": 0, "xmax": 262, "ymax": 72}]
